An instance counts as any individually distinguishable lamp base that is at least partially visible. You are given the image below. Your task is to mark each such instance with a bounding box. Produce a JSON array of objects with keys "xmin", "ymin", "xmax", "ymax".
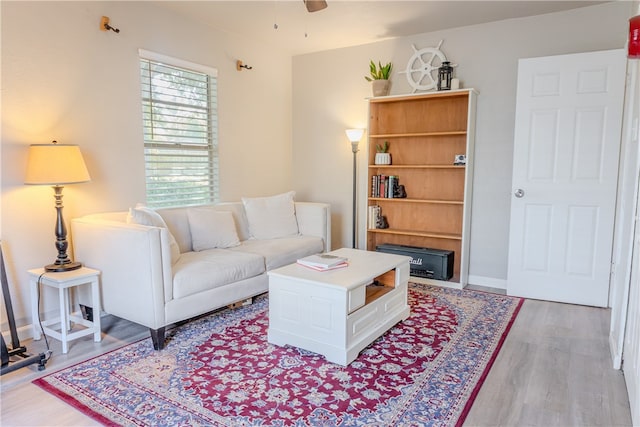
[{"xmin": 44, "ymin": 261, "xmax": 82, "ymax": 273}]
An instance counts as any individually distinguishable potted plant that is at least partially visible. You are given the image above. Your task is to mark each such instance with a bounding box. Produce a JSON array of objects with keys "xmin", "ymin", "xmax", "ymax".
[
  {"xmin": 365, "ymin": 60, "xmax": 392, "ymax": 96},
  {"xmin": 375, "ymin": 140, "xmax": 391, "ymax": 165}
]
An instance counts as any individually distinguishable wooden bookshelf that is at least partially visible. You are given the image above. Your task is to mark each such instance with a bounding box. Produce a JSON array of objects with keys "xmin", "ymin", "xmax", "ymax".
[{"xmin": 366, "ymin": 89, "xmax": 477, "ymax": 288}]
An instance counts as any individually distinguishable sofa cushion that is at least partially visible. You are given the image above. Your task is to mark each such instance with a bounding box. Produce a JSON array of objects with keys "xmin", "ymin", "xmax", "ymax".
[
  {"xmin": 156, "ymin": 207, "xmax": 192, "ymax": 254},
  {"xmin": 242, "ymin": 191, "xmax": 299, "ymax": 239},
  {"xmin": 127, "ymin": 207, "xmax": 181, "ymax": 264},
  {"xmin": 230, "ymin": 235, "xmax": 324, "ymax": 270},
  {"xmin": 172, "ymin": 249, "xmax": 265, "ymax": 299},
  {"xmin": 188, "ymin": 208, "xmax": 240, "ymax": 251},
  {"xmin": 158, "ymin": 203, "xmax": 251, "ymax": 252},
  {"xmin": 212, "ymin": 203, "xmax": 251, "ymax": 242}
]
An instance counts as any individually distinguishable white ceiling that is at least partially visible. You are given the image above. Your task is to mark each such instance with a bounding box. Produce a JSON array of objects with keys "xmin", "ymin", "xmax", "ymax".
[{"xmin": 158, "ymin": 1, "xmax": 606, "ymax": 56}]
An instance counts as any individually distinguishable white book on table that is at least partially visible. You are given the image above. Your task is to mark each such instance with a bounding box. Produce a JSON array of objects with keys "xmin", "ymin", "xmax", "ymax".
[{"xmin": 297, "ymin": 254, "xmax": 348, "ymax": 269}]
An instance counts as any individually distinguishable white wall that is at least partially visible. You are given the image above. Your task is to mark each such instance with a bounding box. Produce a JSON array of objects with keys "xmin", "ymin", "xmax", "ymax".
[
  {"xmin": 1, "ymin": 1, "xmax": 293, "ymax": 326},
  {"xmin": 292, "ymin": 2, "xmax": 632, "ymax": 284}
]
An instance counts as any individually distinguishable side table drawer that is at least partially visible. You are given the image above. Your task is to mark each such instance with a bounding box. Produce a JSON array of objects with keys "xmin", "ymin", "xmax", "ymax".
[{"xmin": 349, "ymin": 302, "xmax": 380, "ymax": 339}]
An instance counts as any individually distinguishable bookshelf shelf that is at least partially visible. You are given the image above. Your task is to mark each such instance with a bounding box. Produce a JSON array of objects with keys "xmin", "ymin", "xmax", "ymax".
[
  {"xmin": 369, "ymin": 165, "xmax": 466, "ymax": 170},
  {"xmin": 368, "ymin": 228, "xmax": 462, "ymax": 240},
  {"xmin": 366, "ymin": 90, "xmax": 477, "ymax": 288},
  {"xmin": 369, "ymin": 131, "xmax": 467, "ymax": 138},
  {"xmin": 368, "ymin": 198, "xmax": 463, "ymax": 205},
  {"xmin": 368, "ymin": 90, "xmax": 471, "ymax": 103}
]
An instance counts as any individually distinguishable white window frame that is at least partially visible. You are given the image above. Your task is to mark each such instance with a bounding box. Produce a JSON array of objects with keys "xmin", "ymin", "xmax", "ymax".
[{"xmin": 138, "ymin": 49, "xmax": 219, "ymax": 208}]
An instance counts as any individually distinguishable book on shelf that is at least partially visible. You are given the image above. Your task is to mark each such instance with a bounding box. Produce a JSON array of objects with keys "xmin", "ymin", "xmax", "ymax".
[
  {"xmin": 368, "ymin": 205, "xmax": 381, "ymax": 229},
  {"xmin": 297, "ymin": 254, "xmax": 349, "ymax": 270},
  {"xmin": 371, "ymin": 174, "xmax": 400, "ymax": 198}
]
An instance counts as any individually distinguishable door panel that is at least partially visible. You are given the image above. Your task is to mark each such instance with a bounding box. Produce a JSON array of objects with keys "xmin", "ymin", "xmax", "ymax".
[
  {"xmin": 528, "ymin": 111, "xmax": 558, "ymax": 180},
  {"xmin": 521, "ymin": 204, "xmax": 552, "ymax": 272},
  {"xmin": 508, "ymin": 49, "xmax": 626, "ymax": 307},
  {"xmin": 565, "ymin": 205, "xmax": 598, "ymax": 277}
]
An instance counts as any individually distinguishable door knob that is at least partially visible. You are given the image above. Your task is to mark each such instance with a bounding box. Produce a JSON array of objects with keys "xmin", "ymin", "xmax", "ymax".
[{"xmin": 514, "ymin": 189, "xmax": 525, "ymax": 198}]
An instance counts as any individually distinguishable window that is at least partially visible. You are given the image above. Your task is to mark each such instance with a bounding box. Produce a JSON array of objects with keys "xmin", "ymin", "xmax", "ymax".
[{"xmin": 139, "ymin": 50, "xmax": 218, "ymax": 208}]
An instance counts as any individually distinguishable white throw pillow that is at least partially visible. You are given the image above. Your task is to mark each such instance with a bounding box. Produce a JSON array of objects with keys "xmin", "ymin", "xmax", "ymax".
[
  {"xmin": 187, "ymin": 208, "xmax": 240, "ymax": 251},
  {"xmin": 127, "ymin": 206, "xmax": 181, "ymax": 264},
  {"xmin": 242, "ymin": 191, "xmax": 299, "ymax": 239}
]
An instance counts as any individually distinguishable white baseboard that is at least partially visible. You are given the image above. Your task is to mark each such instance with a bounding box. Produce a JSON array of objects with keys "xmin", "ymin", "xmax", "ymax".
[
  {"xmin": 609, "ymin": 333, "xmax": 623, "ymax": 370},
  {"xmin": 1, "ymin": 323, "xmax": 36, "ymax": 343},
  {"xmin": 468, "ymin": 275, "xmax": 507, "ymax": 290}
]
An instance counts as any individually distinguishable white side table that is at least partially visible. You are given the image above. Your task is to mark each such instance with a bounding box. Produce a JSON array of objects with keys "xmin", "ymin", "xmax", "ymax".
[{"xmin": 29, "ymin": 267, "xmax": 102, "ymax": 354}]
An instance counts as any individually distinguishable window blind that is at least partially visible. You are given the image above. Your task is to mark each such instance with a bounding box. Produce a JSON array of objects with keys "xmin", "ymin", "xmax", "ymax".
[{"xmin": 139, "ymin": 56, "xmax": 218, "ymax": 208}]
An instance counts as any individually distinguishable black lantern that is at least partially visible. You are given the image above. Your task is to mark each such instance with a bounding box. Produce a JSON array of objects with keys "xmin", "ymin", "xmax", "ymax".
[{"xmin": 437, "ymin": 61, "xmax": 453, "ymax": 91}]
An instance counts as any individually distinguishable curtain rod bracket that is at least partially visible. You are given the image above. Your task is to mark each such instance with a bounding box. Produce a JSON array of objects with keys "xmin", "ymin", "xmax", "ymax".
[
  {"xmin": 236, "ymin": 60, "xmax": 253, "ymax": 71},
  {"xmin": 100, "ymin": 16, "xmax": 120, "ymax": 34}
]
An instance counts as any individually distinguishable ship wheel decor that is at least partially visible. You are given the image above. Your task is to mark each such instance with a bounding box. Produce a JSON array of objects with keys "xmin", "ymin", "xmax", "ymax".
[{"xmin": 400, "ymin": 40, "xmax": 448, "ymax": 92}]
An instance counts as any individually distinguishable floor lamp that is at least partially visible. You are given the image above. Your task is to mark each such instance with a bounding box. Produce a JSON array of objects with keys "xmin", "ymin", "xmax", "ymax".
[
  {"xmin": 345, "ymin": 129, "xmax": 364, "ymax": 249},
  {"xmin": 24, "ymin": 141, "xmax": 91, "ymax": 272}
]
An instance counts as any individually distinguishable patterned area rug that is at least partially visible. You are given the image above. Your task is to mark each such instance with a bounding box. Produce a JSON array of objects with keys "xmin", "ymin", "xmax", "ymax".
[{"xmin": 34, "ymin": 283, "xmax": 522, "ymax": 426}]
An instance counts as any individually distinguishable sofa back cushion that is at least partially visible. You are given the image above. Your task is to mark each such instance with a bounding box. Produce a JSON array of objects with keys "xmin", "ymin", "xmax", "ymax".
[
  {"xmin": 211, "ymin": 203, "xmax": 251, "ymax": 241},
  {"xmin": 241, "ymin": 191, "xmax": 299, "ymax": 239},
  {"xmin": 157, "ymin": 202, "xmax": 250, "ymax": 253},
  {"xmin": 154, "ymin": 207, "xmax": 191, "ymax": 253},
  {"xmin": 127, "ymin": 207, "xmax": 181, "ymax": 264},
  {"xmin": 187, "ymin": 208, "xmax": 240, "ymax": 251}
]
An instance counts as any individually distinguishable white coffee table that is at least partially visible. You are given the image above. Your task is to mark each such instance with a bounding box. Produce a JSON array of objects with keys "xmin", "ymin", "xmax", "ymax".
[{"xmin": 267, "ymin": 248, "xmax": 410, "ymax": 366}]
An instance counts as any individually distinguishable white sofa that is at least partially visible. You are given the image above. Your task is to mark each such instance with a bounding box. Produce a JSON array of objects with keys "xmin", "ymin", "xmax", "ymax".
[{"xmin": 71, "ymin": 198, "xmax": 331, "ymax": 350}]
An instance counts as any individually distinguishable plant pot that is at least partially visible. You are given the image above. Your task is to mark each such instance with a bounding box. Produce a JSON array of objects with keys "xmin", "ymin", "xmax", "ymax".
[
  {"xmin": 375, "ymin": 152, "xmax": 391, "ymax": 165},
  {"xmin": 372, "ymin": 80, "xmax": 391, "ymax": 97}
]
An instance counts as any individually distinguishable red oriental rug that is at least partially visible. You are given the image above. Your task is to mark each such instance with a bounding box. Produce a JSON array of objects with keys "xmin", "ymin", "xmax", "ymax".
[{"xmin": 34, "ymin": 283, "xmax": 523, "ymax": 426}]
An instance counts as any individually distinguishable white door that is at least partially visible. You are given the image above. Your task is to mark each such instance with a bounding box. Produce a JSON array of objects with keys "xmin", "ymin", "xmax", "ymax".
[
  {"xmin": 507, "ymin": 49, "xmax": 626, "ymax": 307},
  {"xmin": 624, "ymin": 188, "xmax": 640, "ymax": 424},
  {"xmin": 609, "ymin": 60, "xmax": 639, "ymax": 369}
]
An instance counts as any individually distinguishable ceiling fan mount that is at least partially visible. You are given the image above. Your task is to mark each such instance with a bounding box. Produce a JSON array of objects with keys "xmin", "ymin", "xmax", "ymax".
[{"xmin": 304, "ymin": 0, "xmax": 327, "ymax": 13}]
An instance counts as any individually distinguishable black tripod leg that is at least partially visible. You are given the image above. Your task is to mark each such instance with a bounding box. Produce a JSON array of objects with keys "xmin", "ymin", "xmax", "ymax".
[
  {"xmin": 0, "ymin": 242, "xmax": 48, "ymax": 375},
  {"xmin": 1, "ymin": 335, "xmax": 9, "ymax": 367}
]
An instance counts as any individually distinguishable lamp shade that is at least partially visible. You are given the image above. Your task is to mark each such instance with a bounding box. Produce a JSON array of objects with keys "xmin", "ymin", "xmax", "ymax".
[
  {"xmin": 345, "ymin": 129, "xmax": 364, "ymax": 143},
  {"xmin": 24, "ymin": 143, "xmax": 91, "ymax": 185}
]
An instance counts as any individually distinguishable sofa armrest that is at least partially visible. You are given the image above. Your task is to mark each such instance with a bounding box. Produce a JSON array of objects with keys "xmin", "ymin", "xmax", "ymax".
[
  {"xmin": 71, "ymin": 217, "xmax": 173, "ymax": 329},
  {"xmin": 295, "ymin": 202, "xmax": 331, "ymax": 251}
]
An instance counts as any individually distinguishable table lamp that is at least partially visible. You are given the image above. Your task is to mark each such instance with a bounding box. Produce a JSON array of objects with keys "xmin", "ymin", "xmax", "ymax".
[{"xmin": 24, "ymin": 141, "xmax": 91, "ymax": 272}]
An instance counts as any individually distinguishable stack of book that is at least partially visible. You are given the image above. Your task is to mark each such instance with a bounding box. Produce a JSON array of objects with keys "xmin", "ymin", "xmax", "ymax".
[
  {"xmin": 297, "ymin": 254, "xmax": 348, "ymax": 271},
  {"xmin": 371, "ymin": 174, "xmax": 399, "ymax": 198},
  {"xmin": 368, "ymin": 205, "xmax": 382, "ymax": 229}
]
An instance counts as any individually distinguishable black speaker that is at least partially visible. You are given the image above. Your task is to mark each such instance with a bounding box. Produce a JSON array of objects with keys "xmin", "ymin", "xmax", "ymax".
[{"xmin": 376, "ymin": 244, "xmax": 454, "ymax": 281}]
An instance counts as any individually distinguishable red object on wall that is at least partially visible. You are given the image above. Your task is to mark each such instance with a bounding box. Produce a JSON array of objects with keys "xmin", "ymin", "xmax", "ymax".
[{"xmin": 630, "ymin": 15, "xmax": 640, "ymax": 58}]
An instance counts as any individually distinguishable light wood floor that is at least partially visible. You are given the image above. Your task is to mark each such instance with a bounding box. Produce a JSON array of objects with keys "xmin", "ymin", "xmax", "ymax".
[
  {"xmin": 0, "ymin": 292, "xmax": 633, "ymax": 426},
  {"xmin": 465, "ymin": 296, "xmax": 632, "ymax": 426}
]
